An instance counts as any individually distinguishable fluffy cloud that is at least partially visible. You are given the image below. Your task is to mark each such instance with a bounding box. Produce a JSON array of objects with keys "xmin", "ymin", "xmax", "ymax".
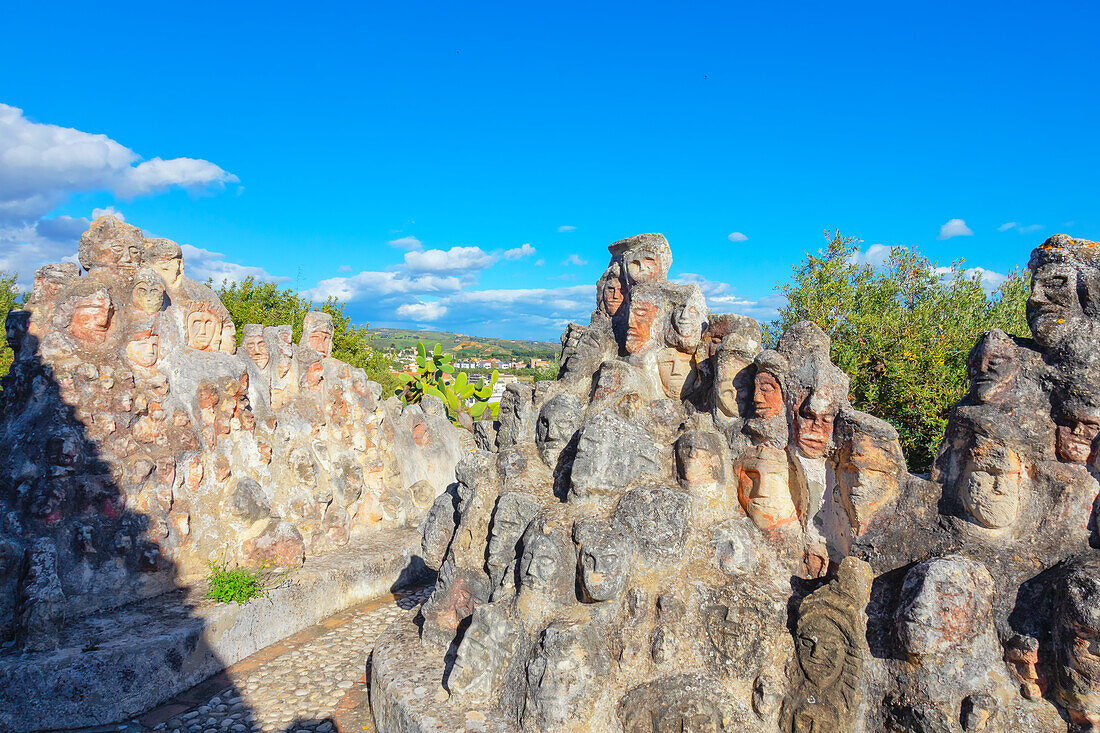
[
  {"xmin": 557, "ymin": 225, "xmax": 577, "ymax": 233},
  {"xmin": 306, "ymin": 270, "xmax": 463, "ymax": 302},
  {"xmin": 0, "ymin": 103, "xmax": 237, "ymax": 223},
  {"xmin": 997, "ymin": 221, "xmax": 1018, "ymax": 232},
  {"xmin": 847, "ymin": 243, "xmax": 895, "ymax": 268},
  {"xmin": 404, "ymin": 246, "xmax": 498, "ymax": 274},
  {"xmin": 937, "ymin": 218, "xmax": 974, "ymax": 240},
  {"xmin": 396, "ymin": 301, "xmax": 448, "ymax": 321},
  {"xmin": 562, "ymin": 254, "xmax": 588, "ymax": 266},
  {"xmin": 91, "ymin": 206, "xmax": 124, "ymax": 221},
  {"xmin": 727, "ymin": 231, "xmax": 748, "ymax": 242},
  {"xmin": 998, "ymin": 222, "xmax": 1044, "ymax": 234},
  {"xmin": 180, "ymin": 244, "xmax": 289, "ymax": 285},
  {"xmin": 0, "ymin": 220, "xmax": 81, "ymax": 288},
  {"xmin": 504, "ymin": 243, "xmax": 536, "ymax": 260},
  {"xmin": 387, "ymin": 235, "xmax": 422, "ymax": 250},
  {"xmin": 672, "ymin": 273, "xmax": 786, "ymax": 322}
]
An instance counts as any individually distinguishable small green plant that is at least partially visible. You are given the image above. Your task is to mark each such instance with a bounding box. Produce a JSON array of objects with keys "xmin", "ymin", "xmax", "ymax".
[
  {"xmin": 397, "ymin": 341, "xmax": 499, "ymax": 429},
  {"xmin": 205, "ymin": 560, "xmax": 277, "ymax": 605}
]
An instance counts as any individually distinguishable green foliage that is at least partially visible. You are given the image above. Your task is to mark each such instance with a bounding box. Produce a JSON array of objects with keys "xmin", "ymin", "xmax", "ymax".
[
  {"xmin": 204, "ymin": 560, "xmax": 276, "ymax": 605},
  {"xmin": 215, "ymin": 277, "xmax": 401, "ymax": 396},
  {"xmin": 398, "ymin": 341, "xmax": 499, "ymax": 428},
  {"xmin": 771, "ymin": 230, "xmax": 1030, "ymax": 473},
  {"xmin": 0, "ymin": 272, "xmax": 22, "ymax": 384}
]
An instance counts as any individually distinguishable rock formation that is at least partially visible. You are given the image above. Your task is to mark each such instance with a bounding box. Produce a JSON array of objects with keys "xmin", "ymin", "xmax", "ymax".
[
  {"xmin": 0, "ymin": 215, "xmax": 468, "ymax": 647},
  {"xmin": 370, "ymin": 232, "xmax": 1100, "ymax": 732}
]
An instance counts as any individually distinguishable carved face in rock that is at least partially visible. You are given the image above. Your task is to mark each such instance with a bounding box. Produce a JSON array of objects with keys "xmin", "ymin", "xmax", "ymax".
[
  {"xmin": 656, "ymin": 348, "xmax": 695, "ymax": 399},
  {"xmin": 967, "ymin": 329, "xmax": 1020, "ymax": 404},
  {"xmin": 601, "ymin": 264, "xmax": 627, "ymax": 317},
  {"xmin": 125, "ymin": 330, "xmax": 159, "ymax": 369},
  {"xmin": 614, "ymin": 488, "xmax": 690, "ymax": 562},
  {"xmin": 626, "ymin": 250, "xmax": 663, "ymax": 286},
  {"xmin": 497, "ymin": 385, "xmax": 533, "ymax": 448},
  {"xmin": 669, "ymin": 291, "xmax": 707, "ymax": 352},
  {"xmin": 676, "ymin": 429, "xmax": 726, "ymax": 490},
  {"xmin": 897, "ymin": 556, "xmax": 993, "ymax": 658},
  {"xmin": 1055, "ymin": 400, "xmax": 1100, "ymax": 465},
  {"xmin": 738, "ymin": 447, "xmax": 796, "ymax": 529},
  {"xmin": 795, "ymin": 613, "xmax": 847, "ymax": 688},
  {"xmin": 450, "ymin": 603, "xmax": 520, "ymax": 700},
  {"xmin": 753, "ymin": 371, "xmax": 784, "ymax": 419},
  {"xmin": 626, "ymin": 294, "xmax": 662, "ymax": 354},
  {"xmin": 794, "ymin": 393, "xmax": 836, "ymax": 459},
  {"xmin": 958, "ymin": 440, "xmax": 1023, "ymax": 529},
  {"xmin": 31, "ymin": 263, "xmax": 79, "ymax": 305},
  {"xmin": 525, "ymin": 622, "xmax": 608, "ymax": 730},
  {"xmin": 423, "ymin": 565, "xmax": 490, "ymax": 636},
  {"xmin": 1053, "ymin": 556, "xmax": 1100, "ymax": 725},
  {"xmin": 536, "ymin": 393, "xmax": 582, "ymax": 467},
  {"xmin": 80, "ymin": 222, "xmax": 144, "ymax": 276},
  {"xmin": 186, "ymin": 305, "xmax": 221, "ymax": 351},
  {"xmin": 145, "ymin": 238, "xmax": 185, "ymax": 290},
  {"xmin": 486, "ymin": 492, "xmax": 539, "ymax": 569},
  {"xmin": 130, "ymin": 269, "xmax": 166, "ymax": 315},
  {"xmin": 574, "ymin": 518, "xmax": 629, "ymax": 602},
  {"xmin": 834, "ymin": 434, "xmax": 900, "ymax": 531},
  {"xmin": 242, "ymin": 329, "xmax": 270, "ymax": 370},
  {"xmin": 70, "ymin": 288, "xmax": 115, "ymax": 344},
  {"xmin": 6, "ymin": 310, "xmax": 28, "ymax": 352},
  {"xmin": 709, "ymin": 520, "xmax": 757, "ymax": 576},
  {"xmin": 519, "ymin": 521, "xmax": 575, "ymax": 597},
  {"xmin": 1028, "ymin": 261, "xmax": 1085, "ymax": 350},
  {"xmin": 714, "ymin": 349, "xmax": 753, "ymax": 418},
  {"xmin": 301, "ymin": 312, "xmax": 334, "ymax": 357}
]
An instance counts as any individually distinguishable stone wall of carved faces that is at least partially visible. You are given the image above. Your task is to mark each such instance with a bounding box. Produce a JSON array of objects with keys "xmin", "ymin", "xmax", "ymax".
[
  {"xmin": 0, "ymin": 216, "xmax": 466, "ymax": 649},
  {"xmin": 398, "ymin": 232, "xmax": 1100, "ymax": 731}
]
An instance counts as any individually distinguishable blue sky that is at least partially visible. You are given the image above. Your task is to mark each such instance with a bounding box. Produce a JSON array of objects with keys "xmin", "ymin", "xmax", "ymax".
[{"xmin": 2, "ymin": 1, "xmax": 1098, "ymax": 341}]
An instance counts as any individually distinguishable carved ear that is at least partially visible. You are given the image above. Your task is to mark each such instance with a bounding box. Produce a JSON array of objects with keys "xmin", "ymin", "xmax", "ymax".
[{"xmin": 1078, "ymin": 268, "xmax": 1100, "ymax": 318}]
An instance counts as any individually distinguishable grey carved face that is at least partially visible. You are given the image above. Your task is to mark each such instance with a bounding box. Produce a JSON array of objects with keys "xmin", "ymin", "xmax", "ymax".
[
  {"xmin": 519, "ymin": 525, "xmax": 574, "ymax": 596},
  {"xmin": 525, "ymin": 623, "xmax": 605, "ymax": 729},
  {"xmin": 958, "ymin": 444, "xmax": 1023, "ymax": 530},
  {"xmin": 897, "ymin": 557, "xmax": 992, "ymax": 657},
  {"xmin": 1054, "ymin": 557, "xmax": 1100, "ymax": 720},
  {"xmin": 575, "ymin": 523, "xmax": 629, "ymax": 601},
  {"xmin": 1027, "ymin": 262, "xmax": 1081, "ymax": 349},
  {"xmin": 967, "ymin": 332, "xmax": 1019, "ymax": 404},
  {"xmin": 535, "ymin": 394, "xmax": 582, "ymax": 467},
  {"xmin": 449, "ymin": 603, "xmax": 518, "ymax": 700},
  {"xmin": 486, "ymin": 493, "xmax": 538, "ymax": 567},
  {"xmin": 795, "ymin": 614, "xmax": 847, "ymax": 688}
]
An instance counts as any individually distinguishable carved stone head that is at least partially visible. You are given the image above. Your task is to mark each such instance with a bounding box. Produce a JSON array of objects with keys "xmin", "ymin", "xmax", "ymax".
[
  {"xmin": 1027, "ymin": 235, "xmax": 1100, "ymax": 352},
  {"xmin": 185, "ymin": 302, "xmax": 222, "ymax": 351},
  {"xmin": 832, "ymin": 411, "xmax": 905, "ymax": 532},
  {"xmin": 737, "ymin": 445, "xmax": 796, "ymax": 530},
  {"xmin": 241, "ymin": 324, "xmax": 270, "ymax": 370},
  {"xmin": 625, "ymin": 285, "xmax": 665, "ymax": 355},
  {"xmin": 30, "ymin": 262, "xmax": 79, "ymax": 306},
  {"xmin": 420, "ymin": 562, "xmax": 490, "ymax": 645},
  {"xmin": 300, "ymin": 311, "xmax": 334, "ymax": 357},
  {"xmin": 525, "ymin": 620, "xmax": 610, "ymax": 730},
  {"xmin": 657, "ymin": 348, "xmax": 697, "ymax": 400},
  {"xmin": 497, "ymin": 383, "xmax": 535, "ymax": 449},
  {"xmin": 958, "ymin": 436, "xmax": 1024, "ymax": 529},
  {"xmin": 535, "ymin": 393, "xmax": 582, "ymax": 467},
  {"xmin": 419, "ymin": 493, "xmax": 457, "ymax": 571},
  {"xmin": 67, "ymin": 283, "xmax": 115, "ymax": 345},
  {"xmin": 897, "ymin": 555, "xmax": 993, "ymax": 658},
  {"xmin": 668, "ymin": 286, "xmax": 708, "ymax": 352},
  {"xmin": 1053, "ymin": 392, "xmax": 1100, "ymax": 466},
  {"xmin": 143, "ymin": 237, "xmax": 185, "ymax": 291},
  {"xmin": 124, "ymin": 329, "xmax": 159, "ymax": 369},
  {"xmin": 518, "ymin": 518, "xmax": 576, "ymax": 599},
  {"xmin": 609, "ymin": 233, "xmax": 672, "ymax": 286},
  {"xmin": 618, "ymin": 676, "xmax": 732, "ymax": 733},
  {"xmin": 1053, "ymin": 555, "xmax": 1100, "ymax": 728},
  {"xmin": 613, "ymin": 488, "xmax": 690, "ymax": 562},
  {"xmin": 793, "ymin": 391, "xmax": 837, "ymax": 459},
  {"xmin": 751, "ymin": 350, "xmax": 788, "ymax": 419},
  {"xmin": 486, "ymin": 492, "xmax": 540, "ymax": 571},
  {"xmin": 78, "ymin": 215, "xmax": 144, "ymax": 277},
  {"xmin": 449, "ymin": 602, "xmax": 521, "ymax": 701},
  {"xmin": 966, "ymin": 329, "xmax": 1021, "ymax": 404},
  {"xmin": 675, "ymin": 428, "xmax": 726, "ymax": 490},
  {"xmin": 130, "ymin": 267, "xmax": 166, "ymax": 315},
  {"xmin": 573, "ymin": 518, "xmax": 630, "ymax": 602},
  {"xmin": 599, "ymin": 261, "xmax": 627, "ymax": 317},
  {"xmin": 714, "ymin": 336, "xmax": 758, "ymax": 419}
]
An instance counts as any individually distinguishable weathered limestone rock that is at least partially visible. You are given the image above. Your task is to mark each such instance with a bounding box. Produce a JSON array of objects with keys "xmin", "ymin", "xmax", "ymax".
[
  {"xmin": 371, "ymin": 231, "xmax": 1100, "ymax": 732},
  {"xmin": 0, "ymin": 216, "xmax": 465, "ymax": 710}
]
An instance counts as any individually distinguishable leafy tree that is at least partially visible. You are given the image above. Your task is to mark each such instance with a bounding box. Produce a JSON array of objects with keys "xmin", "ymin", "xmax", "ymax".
[
  {"xmin": 0, "ymin": 272, "xmax": 22, "ymax": 383},
  {"xmin": 770, "ymin": 231, "xmax": 1029, "ymax": 473},
  {"xmin": 215, "ymin": 277, "xmax": 400, "ymax": 395}
]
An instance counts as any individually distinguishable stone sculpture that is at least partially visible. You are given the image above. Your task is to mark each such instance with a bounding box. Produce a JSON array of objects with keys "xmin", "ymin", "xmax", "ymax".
[
  {"xmin": 369, "ymin": 230, "xmax": 1100, "ymax": 732},
  {"xmin": 0, "ymin": 215, "xmax": 469, "ymax": 653}
]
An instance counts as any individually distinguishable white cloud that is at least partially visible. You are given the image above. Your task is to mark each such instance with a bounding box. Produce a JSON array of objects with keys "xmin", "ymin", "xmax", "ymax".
[
  {"xmin": 504, "ymin": 243, "xmax": 536, "ymax": 260},
  {"xmin": 562, "ymin": 254, "xmax": 588, "ymax": 266},
  {"xmin": 337, "ymin": 265, "xmax": 352, "ymax": 273},
  {"xmin": 727, "ymin": 231, "xmax": 748, "ymax": 242},
  {"xmin": 998, "ymin": 222, "xmax": 1044, "ymax": 234},
  {"xmin": 847, "ymin": 243, "xmax": 895, "ymax": 268},
  {"xmin": 404, "ymin": 246, "xmax": 497, "ymax": 274},
  {"xmin": 534, "ymin": 259, "xmax": 546, "ymax": 267},
  {"xmin": 396, "ymin": 301, "xmax": 448, "ymax": 321},
  {"xmin": 997, "ymin": 222, "xmax": 1018, "ymax": 232},
  {"xmin": 305, "ymin": 270, "xmax": 463, "ymax": 302},
  {"xmin": 937, "ymin": 218, "xmax": 974, "ymax": 240},
  {"xmin": 557, "ymin": 225, "xmax": 577, "ymax": 233},
  {"xmin": 92, "ymin": 206, "xmax": 124, "ymax": 221},
  {"xmin": 180, "ymin": 244, "xmax": 289, "ymax": 285},
  {"xmin": 387, "ymin": 235, "xmax": 422, "ymax": 250},
  {"xmin": 673, "ymin": 273, "xmax": 785, "ymax": 322},
  {"xmin": 0, "ymin": 103, "xmax": 237, "ymax": 223}
]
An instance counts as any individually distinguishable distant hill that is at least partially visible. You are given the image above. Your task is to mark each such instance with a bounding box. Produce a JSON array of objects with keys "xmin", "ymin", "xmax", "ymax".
[{"xmin": 369, "ymin": 328, "xmax": 560, "ymax": 360}]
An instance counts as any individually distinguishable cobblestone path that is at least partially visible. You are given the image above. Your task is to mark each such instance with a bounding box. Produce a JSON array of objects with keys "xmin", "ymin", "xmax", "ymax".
[{"xmin": 127, "ymin": 585, "xmax": 432, "ymax": 733}]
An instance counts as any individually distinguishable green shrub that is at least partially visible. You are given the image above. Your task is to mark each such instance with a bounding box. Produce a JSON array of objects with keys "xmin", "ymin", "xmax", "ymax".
[
  {"xmin": 205, "ymin": 560, "xmax": 276, "ymax": 605},
  {"xmin": 398, "ymin": 341, "xmax": 499, "ymax": 428}
]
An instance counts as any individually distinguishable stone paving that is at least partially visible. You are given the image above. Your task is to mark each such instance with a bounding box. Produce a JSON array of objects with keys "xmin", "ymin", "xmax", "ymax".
[{"xmin": 121, "ymin": 585, "xmax": 433, "ymax": 733}]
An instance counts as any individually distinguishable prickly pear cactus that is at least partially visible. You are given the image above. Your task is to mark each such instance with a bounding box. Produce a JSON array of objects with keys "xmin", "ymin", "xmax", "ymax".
[{"xmin": 398, "ymin": 341, "xmax": 498, "ymax": 428}]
